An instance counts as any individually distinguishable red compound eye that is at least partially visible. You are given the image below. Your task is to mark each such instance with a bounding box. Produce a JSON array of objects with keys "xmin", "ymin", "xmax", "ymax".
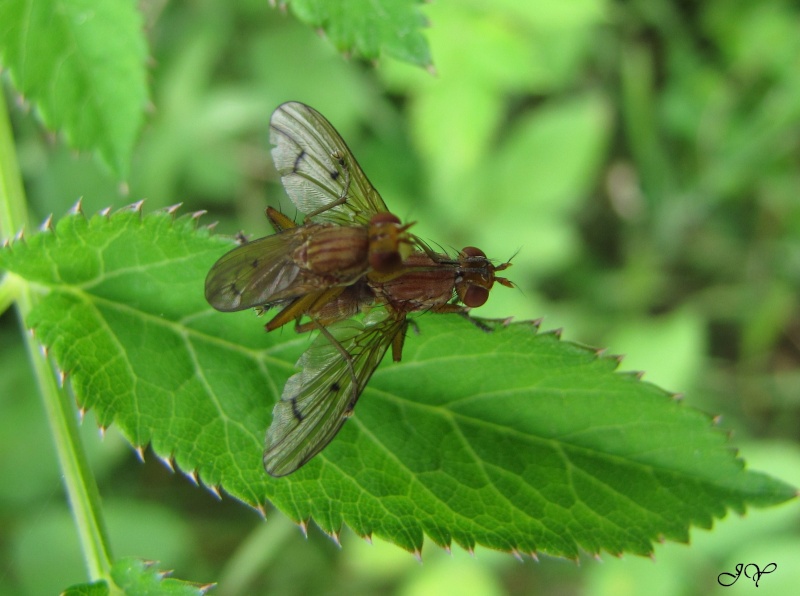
[
  {"xmin": 463, "ymin": 285, "xmax": 489, "ymax": 308},
  {"xmin": 370, "ymin": 212, "xmax": 401, "ymax": 225},
  {"xmin": 461, "ymin": 246, "xmax": 486, "ymax": 259}
]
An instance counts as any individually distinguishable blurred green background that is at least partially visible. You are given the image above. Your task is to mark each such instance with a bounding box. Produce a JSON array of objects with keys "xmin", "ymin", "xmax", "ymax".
[{"xmin": 2, "ymin": 0, "xmax": 799, "ymax": 594}]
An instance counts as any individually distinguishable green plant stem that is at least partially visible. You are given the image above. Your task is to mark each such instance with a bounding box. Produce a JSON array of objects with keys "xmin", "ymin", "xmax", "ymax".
[
  {"xmin": 218, "ymin": 515, "xmax": 298, "ymax": 596},
  {"xmin": 0, "ymin": 90, "xmax": 116, "ymax": 587}
]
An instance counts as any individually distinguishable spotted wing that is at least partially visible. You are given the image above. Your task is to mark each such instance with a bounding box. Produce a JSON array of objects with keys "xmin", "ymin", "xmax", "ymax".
[
  {"xmin": 205, "ymin": 230, "xmax": 318, "ymax": 312},
  {"xmin": 269, "ymin": 101, "xmax": 389, "ymax": 226},
  {"xmin": 264, "ymin": 309, "xmax": 407, "ymax": 477}
]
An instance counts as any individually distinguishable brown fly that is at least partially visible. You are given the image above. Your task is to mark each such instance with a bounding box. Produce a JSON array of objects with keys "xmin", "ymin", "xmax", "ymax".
[
  {"xmin": 263, "ymin": 246, "xmax": 514, "ymax": 476},
  {"xmin": 201, "ymin": 102, "xmax": 515, "ymax": 477},
  {"xmin": 204, "ymin": 102, "xmax": 417, "ymax": 329}
]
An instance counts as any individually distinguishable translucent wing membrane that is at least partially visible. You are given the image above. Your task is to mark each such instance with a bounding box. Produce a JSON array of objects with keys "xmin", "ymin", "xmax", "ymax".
[
  {"xmin": 205, "ymin": 223, "xmax": 375, "ymax": 312},
  {"xmin": 204, "ymin": 232, "xmax": 307, "ymax": 311},
  {"xmin": 269, "ymin": 102, "xmax": 390, "ymax": 225},
  {"xmin": 264, "ymin": 310, "xmax": 407, "ymax": 477}
]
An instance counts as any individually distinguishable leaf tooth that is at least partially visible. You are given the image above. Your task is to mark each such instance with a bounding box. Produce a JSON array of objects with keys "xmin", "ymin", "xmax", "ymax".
[
  {"xmin": 98, "ymin": 426, "xmax": 107, "ymax": 439},
  {"xmin": 633, "ymin": 370, "xmax": 645, "ymax": 380},
  {"xmin": 297, "ymin": 519, "xmax": 309, "ymax": 538},
  {"xmin": 39, "ymin": 213, "xmax": 54, "ymax": 232},
  {"xmin": 593, "ymin": 553, "xmax": 603, "ymax": 562},
  {"xmin": 361, "ymin": 532, "xmax": 373, "ymax": 545},
  {"xmin": 198, "ymin": 583, "xmax": 218, "ymax": 595},
  {"xmin": 77, "ymin": 406, "xmax": 86, "ymax": 423},
  {"xmin": 205, "ymin": 220, "xmax": 219, "ymax": 232},
  {"xmin": 158, "ymin": 454, "xmax": 175, "ymax": 472},
  {"xmin": 206, "ymin": 484, "xmax": 222, "ymax": 500},
  {"xmin": 2, "ymin": 237, "xmax": 9, "ymax": 248},
  {"xmin": 442, "ymin": 544, "xmax": 452, "ymax": 556},
  {"xmin": 56, "ymin": 367, "xmax": 68, "ymax": 387},
  {"xmin": 130, "ymin": 199, "xmax": 146, "ymax": 214},
  {"xmin": 327, "ymin": 529, "xmax": 342, "ymax": 548},
  {"xmin": 14, "ymin": 227, "xmax": 26, "ymax": 243},
  {"xmin": 191, "ymin": 209, "xmax": 208, "ymax": 222},
  {"xmin": 510, "ymin": 548, "xmax": 524, "ymax": 562},
  {"xmin": 712, "ymin": 414, "xmax": 723, "ymax": 426},
  {"xmin": 14, "ymin": 92, "xmax": 29, "ymax": 110},
  {"xmin": 134, "ymin": 445, "xmax": 146, "ymax": 462},
  {"xmin": 466, "ymin": 546, "xmax": 475, "ymax": 558},
  {"xmin": 157, "ymin": 569, "xmax": 174, "ymax": 579},
  {"xmin": 163, "ymin": 202, "xmax": 184, "ymax": 216},
  {"xmin": 426, "ymin": 63, "xmax": 438, "ymax": 77},
  {"xmin": 69, "ymin": 197, "xmax": 84, "ymax": 216},
  {"xmin": 141, "ymin": 559, "xmax": 159, "ymax": 569},
  {"xmin": 99, "ymin": 206, "xmax": 113, "ymax": 218},
  {"xmin": 38, "ymin": 342, "xmax": 49, "ymax": 358},
  {"xmin": 254, "ymin": 503, "xmax": 267, "ymax": 520},
  {"xmin": 184, "ymin": 468, "xmax": 200, "ymax": 486},
  {"xmin": 412, "ymin": 549, "xmax": 422, "ymax": 563},
  {"xmin": 530, "ymin": 551, "xmax": 540, "ymax": 562},
  {"xmin": 671, "ymin": 392, "xmax": 685, "ymax": 402}
]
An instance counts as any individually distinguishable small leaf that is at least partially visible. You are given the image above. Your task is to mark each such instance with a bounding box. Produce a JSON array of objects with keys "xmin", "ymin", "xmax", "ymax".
[
  {"xmin": 279, "ymin": 0, "xmax": 432, "ymax": 67},
  {"xmin": 0, "ymin": 207, "xmax": 794, "ymax": 558},
  {"xmin": 0, "ymin": 0, "xmax": 149, "ymax": 178},
  {"xmin": 111, "ymin": 557, "xmax": 213, "ymax": 595},
  {"xmin": 61, "ymin": 580, "xmax": 109, "ymax": 596}
]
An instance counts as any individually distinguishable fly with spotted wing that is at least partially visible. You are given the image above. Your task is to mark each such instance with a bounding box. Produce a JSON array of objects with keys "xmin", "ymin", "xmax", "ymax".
[
  {"xmin": 204, "ymin": 102, "xmax": 417, "ymax": 331},
  {"xmin": 202, "ymin": 101, "xmax": 515, "ymax": 477},
  {"xmin": 264, "ymin": 245, "xmax": 514, "ymax": 477}
]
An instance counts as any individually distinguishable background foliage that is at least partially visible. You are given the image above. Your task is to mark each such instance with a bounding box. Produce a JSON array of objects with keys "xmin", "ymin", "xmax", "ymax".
[{"xmin": 1, "ymin": 0, "xmax": 799, "ymax": 594}]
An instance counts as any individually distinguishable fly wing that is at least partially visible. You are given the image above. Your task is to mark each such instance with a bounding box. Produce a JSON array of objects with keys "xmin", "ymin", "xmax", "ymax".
[
  {"xmin": 269, "ymin": 102, "xmax": 389, "ymax": 226},
  {"xmin": 205, "ymin": 231, "xmax": 319, "ymax": 312},
  {"xmin": 264, "ymin": 309, "xmax": 407, "ymax": 477}
]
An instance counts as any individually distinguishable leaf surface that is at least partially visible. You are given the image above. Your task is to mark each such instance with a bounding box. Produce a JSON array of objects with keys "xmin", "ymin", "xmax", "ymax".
[
  {"xmin": 0, "ymin": 0, "xmax": 148, "ymax": 177},
  {"xmin": 1, "ymin": 207, "xmax": 794, "ymax": 558},
  {"xmin": 280, "ymin": 0, "xmax": 432, "ymax": 67}
]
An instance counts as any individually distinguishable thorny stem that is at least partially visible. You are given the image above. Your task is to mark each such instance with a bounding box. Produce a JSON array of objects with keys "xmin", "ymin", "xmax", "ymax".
[{"xmin": 0, "ymin": 91, "xmax": 116, "ymax": 587}]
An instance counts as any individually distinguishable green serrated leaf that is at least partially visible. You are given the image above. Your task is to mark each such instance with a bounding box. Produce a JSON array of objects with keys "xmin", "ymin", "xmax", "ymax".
[
  {"xmin": 0, "ymin": 0, "xmax": 148, "ymax": 178},
  {"xmin": 280, "ymin": 0, "xmax": 432, "ymax": 67},
  {"xmin": 61, "ymin": 580, "xmax": 109, "ymax": 596},
  {"xmin": 0, "ymin": 207, "xmax": 794, "ymax": 559},
  {"xmin": 110, "ymin": 557, "xmax": 213, "ymax": 595}
]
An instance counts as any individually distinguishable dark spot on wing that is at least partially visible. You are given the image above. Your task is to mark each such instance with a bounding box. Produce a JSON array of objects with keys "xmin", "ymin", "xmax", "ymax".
[
  {"xmin": 292, "ymin": 150, "xmax": 306, "ymax": 173},
  {"xmin": 330, "ymin": 169, "xmax": 340, "ymax": 181},
  {"xmin": 330, "ymin": 382, "xmax": 340, "ymax": 393},
  {"xmin": 250, "ymin": 258, "xmax": 259, "ymax": 268},
  {"xmin": 291, "ymin": 397, "xmax": 304, "ymax": 421}
]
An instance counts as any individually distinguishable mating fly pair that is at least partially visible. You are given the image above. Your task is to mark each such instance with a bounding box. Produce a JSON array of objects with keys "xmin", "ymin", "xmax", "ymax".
[{"xmin": 205, "ymin": 102, "xmax": 513, "ymax": 476}]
